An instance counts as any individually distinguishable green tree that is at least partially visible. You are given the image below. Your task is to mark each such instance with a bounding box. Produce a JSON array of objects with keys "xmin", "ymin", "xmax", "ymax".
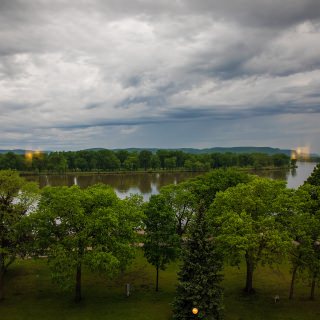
[
  {"xmin": 184, "ymin": 159, "xmax": 193, "ymax": 171},
  {"xmin": 164, "ymin": 157, "xmax": 177, "ymax": 170},
  {"xmin": 275, "ymin": 186, "xmax": 315, "ymax": 299},
  {"xmin": 47, "ymin": 152, "xmax": 68, "ymax": 173},
  {"xmin": 115, "ymin": 150, "xmax": 129, "ymax": 168},
  {"xmin": 302, "ymin": 166, "xmax": 320, "ymax": 299},
  {"xmin": 238, "ymin": 153, "xmax": 253, "ymax": 167},
  {"xmin": 306, "ymin": 163, "xmax": 320, "ymax": 186},
  {"xmin": 187, "ymin": 168, "xmax": 251, "ymax": 211},
  {"xmin": 124, "ymin": 154, "xmax": 139, "ymax": 171},
  {"xmin": 143, "ymin": 195, "xmax": 179, "ymax": 291},
  {"xmin": 156, "ymin": 150, "xmax": 169, "ymax": 169},
  {"xmin": 32, "ymin": 184, "xmax": 143, "ymax": 302},
  {"xmin": 74, "ymin": 156, "xmax": 88, "ymax": 171},
  {"xmin": 173, "ymin": 206, "xmax": 224, "ymax": 320},
  {"xmin": 299, "ymin": 184, "xmax": 320, "ymax": 300},
  {"xmin": 150, "ymin": 154, "xmax": 161, "ymax": 170},
  {"xmin": 210, "ymin": 178, "xmax": 289, "ymax": 293},
  {"xmin": 0, "ymin": 152, "xmax": 25, "ymax": 171},
  {"xmin": 251, "ymin": 153, "xmax": 272, "ymax": 169},
  {"xmin": 96, "ymin": 150, "xmax": 120, "ymax": 171},
  {"xmin": 31, "ymin": 152, "xmax": 47, "ymax": 173},
  {"xmin": 160, "ymin": 182, "xmax": 197, "ymax": 236},
  {"xmin": 139, "ymin": 150, "xmax": 152, "ymax": 170},
  {"xmin": 271, "ymin": 154, "xmax": 290, "ymax": 167},
  {"xmin": 0, "ymin": 170, "xmax": 39, "ymax": 300}
]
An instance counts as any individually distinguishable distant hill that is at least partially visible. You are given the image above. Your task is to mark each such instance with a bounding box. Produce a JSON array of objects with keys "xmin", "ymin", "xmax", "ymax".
[
  {"xmin": 177, "ymin": 147, "xmax": 293, "ymax": 155},
  {"xmin": 0, "ymin": 149, "xmax": 33, "ymax": 155},
  {"xmin": 110, "ymin": 147, "xmax": 294, "ymax": 156}
]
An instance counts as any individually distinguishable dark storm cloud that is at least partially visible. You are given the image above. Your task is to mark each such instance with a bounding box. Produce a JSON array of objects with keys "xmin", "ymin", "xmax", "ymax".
[
  {"xmin": 46, "ymin": 100, "xmax": 320, "ymax": 132},
  {"xmin": 91, "ymin": 0, "xmax": 320, "ymax": 28},
  {"xmin": 186, "ymin": 0, "xmax": 320, "ymax": 27}
]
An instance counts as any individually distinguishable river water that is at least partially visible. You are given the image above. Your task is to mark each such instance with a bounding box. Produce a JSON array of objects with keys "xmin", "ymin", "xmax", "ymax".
[{"xmin": 23, "ymin": 162, "xmax": 317, "ymax": 200}]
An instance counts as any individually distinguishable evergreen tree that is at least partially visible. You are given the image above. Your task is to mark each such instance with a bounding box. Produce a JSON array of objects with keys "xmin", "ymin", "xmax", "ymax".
[
  {"xmin": 172, "ymin": 206, "xmax": 224, "ymax": 320},
  {"xmin": 306, "ymin": 163, "xmax": 320, "ymax": 186}
]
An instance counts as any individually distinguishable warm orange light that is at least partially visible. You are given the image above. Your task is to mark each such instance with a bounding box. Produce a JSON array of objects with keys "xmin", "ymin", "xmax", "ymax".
[
  {"xmin": 192, "ymin": 308, "xmax": 199, "ymax": 315},
  {"xmin": 25, "ymin": 152, "xmax": 33, "ymax": 160}
]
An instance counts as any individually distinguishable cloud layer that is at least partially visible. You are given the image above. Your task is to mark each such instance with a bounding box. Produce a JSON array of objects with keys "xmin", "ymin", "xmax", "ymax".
[{"xmin": 1, "ymin": 0, "xmax": 320, "ymax": 152}]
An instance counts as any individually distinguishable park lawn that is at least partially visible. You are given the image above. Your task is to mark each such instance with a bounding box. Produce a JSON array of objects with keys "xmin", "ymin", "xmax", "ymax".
[
  {"xmin": 223, "ymin": 262, "xmax": 320, "ymax": 320},
  {"xmin": 0, "ymin": 251, "xmax": 319, "ymax": 320}
]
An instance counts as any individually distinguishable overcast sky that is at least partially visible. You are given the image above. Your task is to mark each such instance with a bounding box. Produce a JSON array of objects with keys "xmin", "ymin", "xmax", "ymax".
[{"xmin": 1, "ymin": 0, "xmax": 320, "ymax": 152}]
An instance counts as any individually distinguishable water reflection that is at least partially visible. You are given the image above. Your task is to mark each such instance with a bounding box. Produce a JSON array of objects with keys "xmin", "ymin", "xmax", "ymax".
[
  {"xmin": 23, "ymin": 162, "xmax": 317, "ymax": 200},
  {"xmin": 286, "ymin": 161, "xmax": 316, "ymax": 188},
  {"xmin": 290, "ymin": 167, "xmax": 297, "ymax": 177},
  {"xmin": 250, "ymin": 168, "xmax": 288, "ymax": 181}
]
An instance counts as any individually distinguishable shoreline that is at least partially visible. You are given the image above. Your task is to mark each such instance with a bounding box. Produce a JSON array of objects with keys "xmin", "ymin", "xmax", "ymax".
[{"xmin": 19, "ymin": 165, "xmax": 297, "ymax": 176}]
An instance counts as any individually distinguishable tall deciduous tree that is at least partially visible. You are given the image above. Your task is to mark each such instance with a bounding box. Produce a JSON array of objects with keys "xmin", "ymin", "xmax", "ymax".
[
  {"xmin": 300, "ymin": 183, "xmax": 320, "ymax": 300},
  {"xmin": 143, "ymin": 195, "xmax": 179, "ymax": 292},
  {"xmin": 160, "ymin": 182, "xmax": 197, "ymax": 237},
  {"xmin": 0, "ymin": 170, "xmax": 39, "ymax": 300},
  {"xmin": 303, "ymin": 167, "xmax": 320, "ymax": 299},
  {"xmin": 210, "ymin": 178, "xmax": 289, "ymax": 293},
  {"xmin": 275, "ymin": 186, "xmax": 317, "ymax": 300},
  {"xmin": 173, "ymin": 206, "xmax": 224, "ymax": 320},
  {"xmin": 32, "ymin": 184, "xmax": 143, "ymax": 302}
]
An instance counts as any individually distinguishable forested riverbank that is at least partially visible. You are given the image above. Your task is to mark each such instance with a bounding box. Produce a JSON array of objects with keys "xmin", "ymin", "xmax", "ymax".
[{"xmin": 0, "ymin": 149, "xmax": 294, "ymax": 174}]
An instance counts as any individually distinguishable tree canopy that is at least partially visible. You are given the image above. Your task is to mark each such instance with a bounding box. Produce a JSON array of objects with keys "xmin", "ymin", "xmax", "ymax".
[
  {"xmin": 0, "ymin": 170, "xmax": 39, "ymax": 300},
  {"xmin": 0, "ymin": 150, "xmax": 291, "ymax": 173},
  {"xmin": 160, "ymin": 182, "xmax": 197, "ymax": 236},
  {"xmin": 209, "ymin": 177, "xmax": 289, "ymax": 293},
  {"xmin": 143, "ymin": 195, "xmax": 179, "ymax": 291},
  {"xmin": 32, "ymin": 184, "xmax": 143, "ymax": 301},
  {"xmin": 305, "ymin": 163, "xmax": 320, "ymax": 186}
]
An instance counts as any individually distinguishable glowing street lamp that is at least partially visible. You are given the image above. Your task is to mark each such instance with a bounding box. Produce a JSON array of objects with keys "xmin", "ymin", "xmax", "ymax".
[{"xmin": 192, "ymin": 307, "xmax": 199, "ymax": 315}]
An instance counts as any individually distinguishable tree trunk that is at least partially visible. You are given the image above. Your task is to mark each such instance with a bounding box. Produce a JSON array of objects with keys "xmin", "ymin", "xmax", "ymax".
[
  {"xmin": 289, "ymin": 265, "xmax": 298, "ymax": 300},
  {"xmin": 244, "ymin": 253, "xmax": 254, "ymax": 293},
  {"xmin": 156, "ymin": 265, "xmax": 159, "ymax": 292},
  {"xmin": 0, "ymin": 254, "xmax": 4, "ymax": 301},
  {"xmin": 0, "ymin": 271, "xmax": 4, "ymax": 301},
  {"xmin": 75, "ymin": 263, "xmax": 82, "ymax": 302},
  {"xmin": 310, "ymin": 276, "xmax": 316, "ymax": 301}
]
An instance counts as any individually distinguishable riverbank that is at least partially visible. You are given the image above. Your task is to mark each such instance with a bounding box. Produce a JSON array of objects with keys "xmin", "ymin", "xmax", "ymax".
[{"xmin": 19, "ymin": 165, "xmax": 296, "ymax": 176}]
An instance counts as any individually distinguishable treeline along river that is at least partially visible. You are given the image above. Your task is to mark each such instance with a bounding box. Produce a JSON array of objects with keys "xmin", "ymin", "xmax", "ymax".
[{"xmin": 22, "ymin": 161, "xmax": 317, "ymax": 200}]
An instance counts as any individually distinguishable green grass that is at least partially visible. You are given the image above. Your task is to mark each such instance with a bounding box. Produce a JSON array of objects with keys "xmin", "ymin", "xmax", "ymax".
[
  {"xmin": 0, "ymin": 252, "xmax": 319, "ymax": 320},
  {"xmin": 223, "ymin": 263, "xmax": 320, "ymax": 320}
]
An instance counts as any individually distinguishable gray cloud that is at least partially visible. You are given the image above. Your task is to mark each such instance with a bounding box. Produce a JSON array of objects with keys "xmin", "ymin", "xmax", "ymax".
[{"xmin": 0, "ymin": 1, "xmax": 320, "ymax": 152}]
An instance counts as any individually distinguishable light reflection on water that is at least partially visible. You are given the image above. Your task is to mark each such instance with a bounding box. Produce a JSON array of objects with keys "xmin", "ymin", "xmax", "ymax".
[{"xmin": 23, "ymin": 162, "xmax": 317, "ymax": 200}]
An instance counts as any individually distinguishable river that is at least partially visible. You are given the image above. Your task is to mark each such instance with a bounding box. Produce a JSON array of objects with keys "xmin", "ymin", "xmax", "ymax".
[{"xmin": 23, "ymin": 161, "xmax": 317, "ymax": 200}]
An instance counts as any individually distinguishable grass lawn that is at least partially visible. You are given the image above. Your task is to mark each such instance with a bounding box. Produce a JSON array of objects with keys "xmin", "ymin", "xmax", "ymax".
[{"xmin": 0, "ymin": 250, "xmax": 319, "ymax": 320}]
